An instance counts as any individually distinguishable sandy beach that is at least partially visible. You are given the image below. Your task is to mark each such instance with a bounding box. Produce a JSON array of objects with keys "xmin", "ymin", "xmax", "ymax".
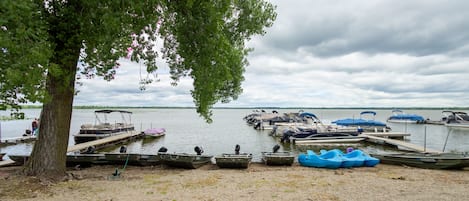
[{"xmin": 1, "ymin": 163, "xmax": 469, "ymax": 201}]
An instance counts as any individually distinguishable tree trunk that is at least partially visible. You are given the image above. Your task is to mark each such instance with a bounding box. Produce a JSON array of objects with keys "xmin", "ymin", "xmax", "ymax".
[
  {"xmin": 22, "ymin": 2, "xmax": 84, "ymax": 180},
  {"xmin": 23, "ymin": 63, "xmax": 77, "ymax": 179}
]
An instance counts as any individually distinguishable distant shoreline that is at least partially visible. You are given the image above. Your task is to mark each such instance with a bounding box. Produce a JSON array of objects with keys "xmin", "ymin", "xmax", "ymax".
[{"xmin": 14, "ymin": 105, "xmax": 469, "ymax": 110}]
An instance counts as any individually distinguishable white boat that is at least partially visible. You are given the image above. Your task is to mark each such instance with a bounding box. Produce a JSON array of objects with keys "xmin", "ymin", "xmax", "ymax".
[
  {"xmin": 73, "ymin": 110, "xmax": 135, "ymax": 144},
  {"xmin": 442, "ymin": 111, "xmax": 469, "ymax": 129},
  {"xmin": 386, "ymin": 109, "xmax": 425, "ymax": 124}
]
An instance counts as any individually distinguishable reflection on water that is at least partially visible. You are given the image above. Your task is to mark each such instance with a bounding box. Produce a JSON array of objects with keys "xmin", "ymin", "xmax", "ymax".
[{"xmin": 2, "ymin": 108, "xmax": 469, "ymax": 162}]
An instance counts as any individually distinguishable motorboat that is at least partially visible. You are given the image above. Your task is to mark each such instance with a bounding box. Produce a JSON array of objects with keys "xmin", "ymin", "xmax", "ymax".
[
  {"xmin": 215, "ymin": 144, "xmax": 252, "ymax": 168},
  {"xmin": 157, "ymin": 146, "xmax": 213, "ymax": 169},
  {"xmin": 215, "ymin": 153, "xmax": 252, "ymax": 168},
  {"xmin": 442, "ymin": 111, "xmax": 469, "ymax": 129},
  {"xmin": 386, "ymin": 109, "xmax": 425, "ymax": 124},
  {"xmin": 261, "ymin": 145, "xmax": 294, "ymax": 166},
  {"xmin": 73, "ymin": 110, "xmax": 135, "ymax": 144},
  {"xmin": 143, "ymin": 128, "xmax": 166, "ymax": 138},
  {"xmin": 332, "ymin": 111, "xmax": 391, "ymax": 132}
]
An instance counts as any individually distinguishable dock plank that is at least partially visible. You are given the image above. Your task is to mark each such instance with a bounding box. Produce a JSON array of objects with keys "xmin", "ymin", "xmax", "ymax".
[
  {"xmin": 0, "ymin": 159, "xmax": 16, "ymax": 167},
  {"xmin": 294, "ymin": 138, "xmax": 365, "ymax": 145},
  {"xmin": 67, "ymin": 131, "xmax": 142, "ymax": 153},
  {"xmin": 362, "ymin": 135, "xmax": 441, "ymax": 153},
  {"xmin": 360, "ymin": 132, "xmax": 411, "ymax": 137}
]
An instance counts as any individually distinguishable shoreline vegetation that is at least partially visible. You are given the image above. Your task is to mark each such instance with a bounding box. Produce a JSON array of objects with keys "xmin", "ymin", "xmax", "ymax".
[{"xmin": 1, "ymin": 163, "xmax": 468, "ymax": 201}]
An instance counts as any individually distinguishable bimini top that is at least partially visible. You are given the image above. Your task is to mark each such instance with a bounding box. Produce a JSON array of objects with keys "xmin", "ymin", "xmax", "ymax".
[
  {"xmin": 299, "ymin": 112, "xmax": 318, "ymax": 119},
  {"xmin": 388, "ymin": 114, "xmax": 424, "ymax": 121},
  {"xmin": 360, "ymin": 111, "xmax": 377, "ymax": 116},
  {"xmin": 332, "ymin": 118, "xmax": 386, "ymax": 127},
  {"xmin": 94, "ymin": 109, "xmax": 132, "ymax": 114}
]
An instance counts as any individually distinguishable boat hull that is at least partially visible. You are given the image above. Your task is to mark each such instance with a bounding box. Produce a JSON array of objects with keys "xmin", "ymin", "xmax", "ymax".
[
  {"xmin": 261, "ymin": 152, "xmax": 294, "ymax": 166},
  {"xmin": 370, "ymin": 153, "xmax": 469, "ymax": 170},
  {"xmin": 158, "ymin": 153, "xmax": 213, "ymax": 169},
  {"xmin": 105, "ymin": 153, "xmax": 161, "ymax": 166},
  {"xmin": 215, "ymin": 153, "xmax": 252, "ymax": 169}
]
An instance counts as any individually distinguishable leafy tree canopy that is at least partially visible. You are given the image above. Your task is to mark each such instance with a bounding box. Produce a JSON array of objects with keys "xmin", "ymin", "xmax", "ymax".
[{"xmin": 1, "ymin": 0, "xmax": 276, "ymax": 122}]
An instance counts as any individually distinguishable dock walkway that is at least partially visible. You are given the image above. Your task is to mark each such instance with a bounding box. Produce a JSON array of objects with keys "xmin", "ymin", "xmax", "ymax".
[
  {"xmin": 67, "ymin": 131, "xmax": 142, "ymax": 153},
  {"xmin": 362, "ymin": 135, "xmax": 441, "ymax": 153},
  {"xmin": 0, "ymin": 135, "xmax": 36, "ymax": 145}
]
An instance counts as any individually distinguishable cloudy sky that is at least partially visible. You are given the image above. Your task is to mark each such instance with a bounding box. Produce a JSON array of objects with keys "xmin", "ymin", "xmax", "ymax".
[{"xmin": 74, "ymin": 0, "xmax": 469, "ymax": 108}]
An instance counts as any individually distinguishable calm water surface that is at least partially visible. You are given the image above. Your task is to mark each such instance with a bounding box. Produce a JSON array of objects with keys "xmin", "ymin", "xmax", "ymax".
[{"xmin": 1, "ymin": 108, "xmax": 469, "ymax": 162}]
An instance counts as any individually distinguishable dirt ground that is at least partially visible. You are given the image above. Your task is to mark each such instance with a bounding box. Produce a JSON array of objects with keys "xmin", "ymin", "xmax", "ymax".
[{"xmin": 1, "ymin": 163, "xmax": 468, "ymax": 201}]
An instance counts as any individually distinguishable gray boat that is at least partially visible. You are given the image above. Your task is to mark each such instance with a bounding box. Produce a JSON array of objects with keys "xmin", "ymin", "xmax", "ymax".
[
  {"xmin": 215, "ymin": 144, "xmax": 252, "ymax": 169},
  {"xmin": 104, "ymin": 153, "xmax": 161, "ymax": 166},
  {"xmin": 157, "ymin": 146, "xmax": 213, "ymax": 169},
  {"xmin": 215, "ymin": 153, "xmax": 252, "ymax": 169},
  {"xmin": 158, "ymin": 153, "xmax": 213, "ymax": 169},
  {"xmin": 370, "ymin": 152, "xmax": 469, "ymax": 170},
  {"xmin": 261, "ymin": 151, "xmax": 294, "ymax": 166}
]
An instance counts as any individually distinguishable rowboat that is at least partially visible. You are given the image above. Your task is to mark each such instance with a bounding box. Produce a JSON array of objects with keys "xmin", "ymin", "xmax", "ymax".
[
  {"xmin": 104, "ymin": 153, "xmax": 161, "ymax": 166},
  {"xmin": 261, "ymin": 151, "xmax": 294, "ymax": 166},
  {"xmin": 215, "ymin": 153, "xmax": 252, "ymax": 168},
  {"xmin": 370, "ymin": 152, "xmax": 469, "ymax": 170},
  {"xmin": 158, "ymin": 152, "xmax": 213, "ymax": 169}
]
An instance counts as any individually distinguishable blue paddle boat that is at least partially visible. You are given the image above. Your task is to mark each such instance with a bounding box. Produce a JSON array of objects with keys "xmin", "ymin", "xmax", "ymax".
[
  {"xmin": 300, "ymin": 149, "xmax": 380, "ymax": 169},
  {"xmin": 298, "ymin": 150, "xmax": 342, "ymax": 169}
]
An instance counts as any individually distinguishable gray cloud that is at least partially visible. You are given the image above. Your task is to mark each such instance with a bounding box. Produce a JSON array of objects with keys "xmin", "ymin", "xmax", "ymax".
[{"xmin": 75, "ymin": 0, "xmax": 469, "ymax": 108}]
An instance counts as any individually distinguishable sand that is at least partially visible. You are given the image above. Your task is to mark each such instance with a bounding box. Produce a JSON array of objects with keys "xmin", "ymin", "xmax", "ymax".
[{"xmin": 1, "ymin": 163, "xmax": 468, "ymax": 201}]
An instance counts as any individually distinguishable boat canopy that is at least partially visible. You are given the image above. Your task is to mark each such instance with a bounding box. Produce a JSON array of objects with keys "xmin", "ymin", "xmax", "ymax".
[
  {"xmin": 389, "ymin": 114, "xmax": 424, "ymax": 121},
  {"xmin": 332, "ymin": 118, "xmax": 386, "ymax": 127},
  {"xmin": 299, "ymin": 112, "xmax": 317, "ymax": 118},
  {"xmin": 360, "ymin": 111, "xmax": 376, "ymax": 116},
  {"xmin": 94, "ymin": 110, "xmax": 132, "ymax": 114}
]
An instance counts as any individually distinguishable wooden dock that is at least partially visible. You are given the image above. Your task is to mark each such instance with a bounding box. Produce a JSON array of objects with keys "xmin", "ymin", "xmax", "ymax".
[
  {"xmin": 0, "ymin": 135, "xmax": 36, "ymax": 145},
  {"xmin": 294, "ymin": 138, "xmax": 365, "ymax": 145},
  {"xmin": 67, "ymin": 131, "xmax": 143, "ymax": 153},
  {"xmin": 362, "ymin": 135, "xmax": 441, "ymax": 153},
  {"xmin": 0, "ymin": 159, "xmax": 16, "ymax": 167},
  {"xmin": 360, "ymin": 132, "xmax": 410, "ymax": 139}
]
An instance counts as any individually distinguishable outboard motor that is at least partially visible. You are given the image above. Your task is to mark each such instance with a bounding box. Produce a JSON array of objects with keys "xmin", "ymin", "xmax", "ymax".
[
  {"xmin": 254, "ymin": 121, "xmax": 262, "ymax": 130},
  {"xmin": 272, "ymin": 144, "xmax": 280, "ymax": 153},
  {"xmin": 119, "ymin": 145, "xmax": 127, "ymax": 153},
  {"xmin": 280, "ymin": 130, "xmax": 293, "ymax": 143},
  {"xmin": 158, "ymin": 146, "xmax": 168, "ymax": 153},
  {"xmin": 194, "ymin": 146, "xmax": 204, "ymax": 155},
  {"xmin": 84, "ymin": 146, "xmax": 96, "ymax": 154},
  {"xmin": 235, "ymin": 144, "xmax": 240, "ymax": 155}
]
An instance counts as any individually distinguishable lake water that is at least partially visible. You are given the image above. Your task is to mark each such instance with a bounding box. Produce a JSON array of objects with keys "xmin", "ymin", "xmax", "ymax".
[{"xmin": 1, "ymin": 108, "xmax": 469, "ymax": 162}]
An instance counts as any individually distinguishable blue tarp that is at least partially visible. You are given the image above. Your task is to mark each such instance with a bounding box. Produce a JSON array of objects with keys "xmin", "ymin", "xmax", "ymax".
[{"xmin": 332, "ymin": 118, "xmax": 387, "ymax": 127}]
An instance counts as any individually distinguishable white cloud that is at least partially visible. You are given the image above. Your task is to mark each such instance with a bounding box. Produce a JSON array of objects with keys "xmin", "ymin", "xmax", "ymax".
[{"xmin": 75, "ymin": 0, "xmax": 469, "ymax": 108}]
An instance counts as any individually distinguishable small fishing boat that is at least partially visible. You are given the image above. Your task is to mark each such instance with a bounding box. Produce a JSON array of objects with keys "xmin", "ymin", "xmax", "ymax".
[
  {"xmin": 370, "ymin": 152, "xmax": 469, "ymax": 170},
  {"xmin": 9, "ymin": 154, "xmax": 111, "ymax": 167},
  {"xmin": 104, "ymin": 153, "xmax": 161, "ymax": 166},
  {"xmin": 442, "ymin": 111, "xmax": 469, "ymax": 129},
  {"xmin": 215, "ymin": 153, "xmax": 252, "ymax": 168},
  {"xmin": 143, "ymin": 128, "xmax": 166, "ymax": 138},
  {"xmin": 387, "ymin": 109, "xmax": 425, "ymax": 124},
  {"xmin": 66, "ymin": 153, "xmax": 107, "ymax": 166},
  {"xmin": 7, "ymin": 155, "xmax": 29, "ymax": 165},
  {"xmin": 158, "ymin": 146, "xmax": 213, "ymax": 169},
  {"xmin": 261, "ymin": 152, "xmax": 294, "ymax": 166},
  {"xmin": 261, "ymin": 144, "xmax": 294, "ymax": 166},
  {"xmin": 215, "ymin": 144, "xmax": 252, "ymax": 168}
]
